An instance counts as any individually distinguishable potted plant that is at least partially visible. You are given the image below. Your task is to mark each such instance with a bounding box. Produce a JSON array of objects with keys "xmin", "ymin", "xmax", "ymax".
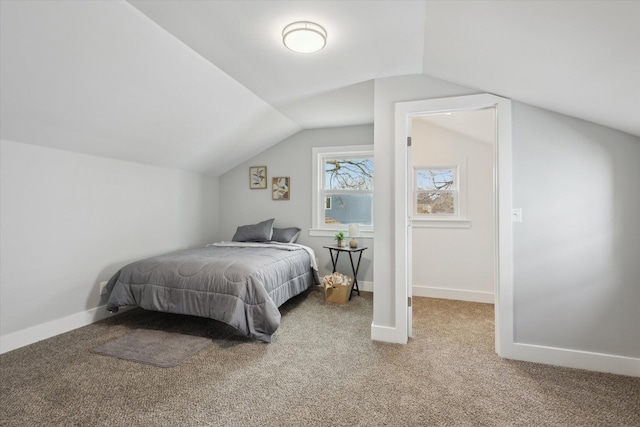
[{"xmin": 334, "ymin": 230, "xmax": 346, "ymax": 248}]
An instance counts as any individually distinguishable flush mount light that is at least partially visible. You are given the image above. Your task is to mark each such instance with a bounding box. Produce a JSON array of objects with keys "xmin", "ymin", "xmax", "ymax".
[{"xmin": 282, "ymin": 21, "xmax": 327, "ymax": 54}]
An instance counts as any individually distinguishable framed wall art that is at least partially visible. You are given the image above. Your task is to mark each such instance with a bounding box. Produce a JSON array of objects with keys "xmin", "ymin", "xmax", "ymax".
[
  {"xmin": 249, "ymin": 166, "xmax": 267, "ymax": 189},
  {"xmin": 272, "ymin": 176, "xmax": 290, "ymax": 200}
]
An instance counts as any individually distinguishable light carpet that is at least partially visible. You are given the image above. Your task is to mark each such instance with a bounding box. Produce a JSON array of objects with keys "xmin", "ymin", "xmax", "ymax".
[{"xmin": 1, "ymin": 288, "xmax": 638, "ymax": 426}]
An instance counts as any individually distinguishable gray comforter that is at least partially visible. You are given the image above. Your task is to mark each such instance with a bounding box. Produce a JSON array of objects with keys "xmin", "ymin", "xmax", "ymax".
[{"xmin": 106, "ymin": 243, "xmax": 318, "ymax": 342}]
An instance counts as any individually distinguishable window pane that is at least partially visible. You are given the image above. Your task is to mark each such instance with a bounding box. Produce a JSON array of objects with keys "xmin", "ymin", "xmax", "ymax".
[
  {"xmin": 325, "ymin": 158, "xmax": 373, "ymax": 190},
  {"xmin": 324, "ymin": 194, "xmax": 373, "ymax": 225},
  {"xmin": 416, "ymin": 169, "xmax": 454, "ymax": 191},
  {"xmin": 416, "ymin": 191, "xmax": 455, "ymax": 214}
]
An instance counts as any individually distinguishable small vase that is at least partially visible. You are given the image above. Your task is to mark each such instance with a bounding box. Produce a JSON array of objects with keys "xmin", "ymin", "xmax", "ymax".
[{"xmin": 337, "ymin": 240, "xmax": 346, "ymax": 248}]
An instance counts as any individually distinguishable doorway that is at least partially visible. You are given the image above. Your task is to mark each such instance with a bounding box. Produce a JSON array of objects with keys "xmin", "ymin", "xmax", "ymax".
[
  {"xmin": 394, "ymin": 94, "xmax": 514, "ymax": 356},
  {"xmin": 410, "ymin": 109, "xmax": 496, "ymax": 303}
]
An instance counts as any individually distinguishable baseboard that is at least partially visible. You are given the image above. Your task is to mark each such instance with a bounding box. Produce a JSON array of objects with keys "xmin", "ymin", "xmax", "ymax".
[
  {"xmin": 371, "ymin": 322, "xmax": 405, "ymax": 344},
  {"xmin": 508, "ymin": 342, "xmax": 640, "ymax": 378},
  {"xmin": 412, "ymin": 285, "xmax": 494, "ymax": 304},
  {"xmin": 357, "ymin": 280, "xmax": 373, "ymax": 293},
  {"xmin": 0, "ymin": 304, "xmax": 129, "ymax": 354}
]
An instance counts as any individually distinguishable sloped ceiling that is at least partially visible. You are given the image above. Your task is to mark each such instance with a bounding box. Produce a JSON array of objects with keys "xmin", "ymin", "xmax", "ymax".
[
  {"xmin": 422, "ymin": 1, "xmax": 640, "ymax": 138},
  {"xmin": 1, "ymin": 1, "xmax": 638, "ymax": 177}
]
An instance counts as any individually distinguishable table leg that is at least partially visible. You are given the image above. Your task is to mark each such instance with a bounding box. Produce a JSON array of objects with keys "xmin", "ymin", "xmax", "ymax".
[
  {"xmin": 347, "ymin": 251, "xmax": 364, "ymax": 300},
  {"xmin": 329, "ymin": 250, "xmax": 340, "ymax": 273}
]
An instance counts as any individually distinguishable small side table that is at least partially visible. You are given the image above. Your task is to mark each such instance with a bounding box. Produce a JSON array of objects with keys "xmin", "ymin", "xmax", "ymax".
[{"xmin": 323, "ymin": 245, "xmax": 368, "ymax": 300}]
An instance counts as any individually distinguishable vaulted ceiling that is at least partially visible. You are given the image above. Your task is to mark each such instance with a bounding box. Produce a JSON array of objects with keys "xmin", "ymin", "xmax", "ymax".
[{"xmin": 1, "ymin": 1, "xmax": 638, "ymax": 176}]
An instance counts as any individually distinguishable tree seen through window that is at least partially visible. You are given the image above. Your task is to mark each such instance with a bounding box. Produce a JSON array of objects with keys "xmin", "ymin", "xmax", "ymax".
[
  {"xmin": 415, "ymin": 168, "xmax": 456, "ymax": 215},
  {"xmin": 323, "ymin": 158, "xmax": 373, "ymax": 225}
]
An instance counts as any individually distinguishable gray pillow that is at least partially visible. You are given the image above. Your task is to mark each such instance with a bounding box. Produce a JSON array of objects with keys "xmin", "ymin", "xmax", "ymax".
[
  {"xmin": 272, "ymin": 227, "xmax": 301, "ymax": 243},
  {"xmin": 232, "ymin": 219, "xmax": 274, "ymax": 242}
]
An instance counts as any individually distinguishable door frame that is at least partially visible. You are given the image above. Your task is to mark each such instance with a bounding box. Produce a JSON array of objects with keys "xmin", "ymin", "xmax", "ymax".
[{"xmin": 394, "ymin": 93, "xmax": 514, "ymax": 356}]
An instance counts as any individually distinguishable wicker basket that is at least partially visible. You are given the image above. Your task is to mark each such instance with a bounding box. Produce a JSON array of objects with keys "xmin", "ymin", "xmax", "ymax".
[{"xmin": 323, "ymin": 272, "xmax": 353, "ymax": 304}]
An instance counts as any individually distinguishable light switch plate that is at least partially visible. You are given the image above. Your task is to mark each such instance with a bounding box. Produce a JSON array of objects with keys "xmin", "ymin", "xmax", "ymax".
[{"xmin": 512, "ymin": 208, "xmax": 523, "ymax": 223}]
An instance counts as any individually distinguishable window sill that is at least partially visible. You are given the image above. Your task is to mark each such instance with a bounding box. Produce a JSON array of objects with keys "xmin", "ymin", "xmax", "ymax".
[
  {"xmin": 309, "ymin": 229, "xmax": 374, "ymax": 238},
  {"xmin": 413, "ymin": 219, "xmax": 471, "ymax": 229}
]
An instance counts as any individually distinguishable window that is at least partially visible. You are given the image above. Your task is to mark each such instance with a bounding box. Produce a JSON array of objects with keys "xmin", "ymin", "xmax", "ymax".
[
  {"xmin": 414, "ymin": 166, "xmax": 457, "ymax": 215},
  {"xmin": 413, "ymin": 162, "xmax": 470, "ymax": 228},
  {"xmin": 311, "ymin": 146, "xmax": 374, "ymax": 236}
]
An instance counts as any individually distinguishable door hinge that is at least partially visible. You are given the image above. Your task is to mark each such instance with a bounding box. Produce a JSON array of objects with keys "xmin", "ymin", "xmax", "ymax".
[
  {"xmin": 408, "ymin": 296, "xmax": 412, "ymax": 307},
  {"xmin": 407, "ymin": 136, "xmax": 412, "ymax": 147}
]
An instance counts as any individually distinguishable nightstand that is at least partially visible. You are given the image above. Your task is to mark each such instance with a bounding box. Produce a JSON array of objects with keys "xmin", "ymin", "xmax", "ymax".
[{"xmin": 322, "ymin": 245, "xmax": 368, "ymax": 300}]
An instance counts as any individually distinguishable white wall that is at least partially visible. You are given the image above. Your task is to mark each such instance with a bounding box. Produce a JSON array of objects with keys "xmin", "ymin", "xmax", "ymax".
[
  {"xmin": 0, "ymin": 139, "xmax": 219, "ymax": 352},
  {"xmin": 218, "ymin": 125, "xmax": 374, "ymax": 285},
  {"xmin": 512, "ymin": 103, "xmax": 640, "ymax": 359},
  {"xmin": 411, "ymin": 120, "xmax": 494, "ymax": 303},
  {"xmin": 373, "ymin": 74, "xmax": 640, "ymax": 374}
]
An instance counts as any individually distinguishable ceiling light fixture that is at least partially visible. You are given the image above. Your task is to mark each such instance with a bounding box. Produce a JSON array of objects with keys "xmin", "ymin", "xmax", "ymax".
[{"xmin": 282, "ymin": 21, "xmax": 327, "ymax": 54}]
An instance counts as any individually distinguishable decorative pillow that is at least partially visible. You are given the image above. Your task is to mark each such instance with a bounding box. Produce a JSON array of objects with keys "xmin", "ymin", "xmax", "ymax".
[
  {"xmin": 232, "ymin": 218, "xmax": 274, "ymax": 242},
  {"xmin": 272, "ymin": 227, "xmax": 301, "ymax": 244}
]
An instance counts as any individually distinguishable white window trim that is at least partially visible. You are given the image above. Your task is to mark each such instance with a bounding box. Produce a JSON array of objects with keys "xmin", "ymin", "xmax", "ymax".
[
  {"xmin": 412, "ymin": 219, "xmax": 471, "ymax": 229},
  {"xmin": 413, "ymin": 160, "xmax": 469, "ymax": 228},
  {"xmin": 310, "ymin": 145, "xmax": 374, "ymax": 238}
]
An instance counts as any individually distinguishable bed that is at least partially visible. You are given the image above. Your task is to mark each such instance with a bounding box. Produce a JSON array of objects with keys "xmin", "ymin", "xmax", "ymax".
[{"xmin": 105, "ymin": 220, "xmax": 318, "ymax": 342}]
